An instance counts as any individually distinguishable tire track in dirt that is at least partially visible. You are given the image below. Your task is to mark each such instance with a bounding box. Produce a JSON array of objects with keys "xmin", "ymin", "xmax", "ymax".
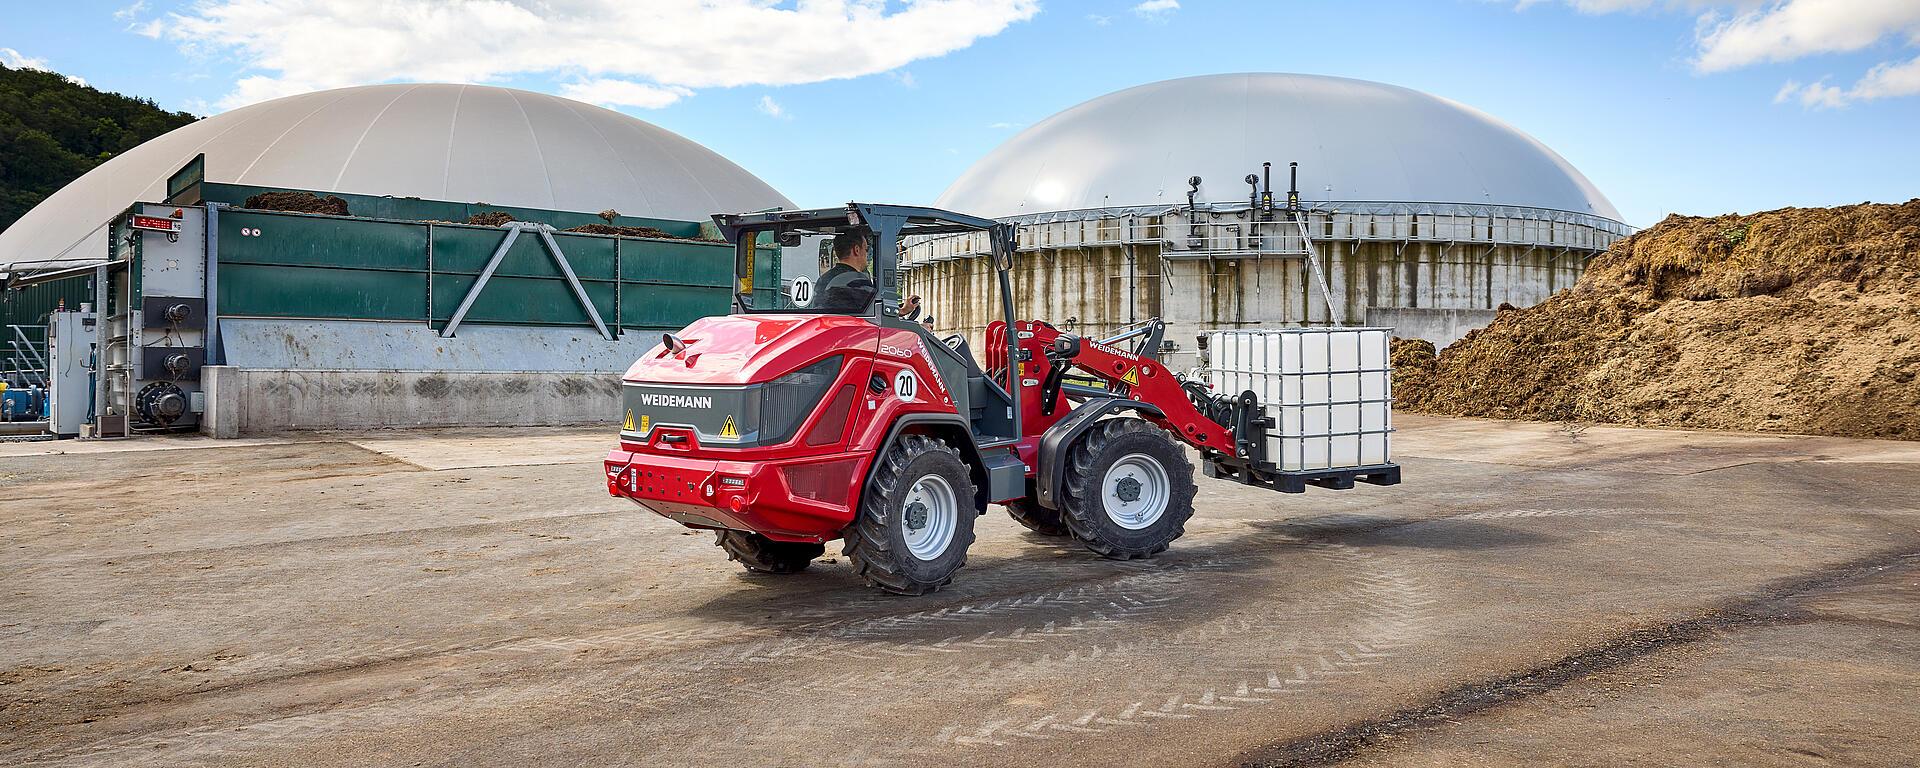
[{"xmin": 22, "ymin": 495, "xmax": 1688, "ymax": 767}]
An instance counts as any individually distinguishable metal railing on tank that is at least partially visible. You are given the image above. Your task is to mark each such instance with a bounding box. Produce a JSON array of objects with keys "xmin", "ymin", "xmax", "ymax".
[{"xmin": 1164, "ymin": 218, "xmax": 1313, "ymax": 259}]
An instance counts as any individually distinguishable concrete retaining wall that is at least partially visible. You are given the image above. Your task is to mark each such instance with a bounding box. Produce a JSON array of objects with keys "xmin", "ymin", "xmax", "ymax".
[
  {"xmin": 906, "ymin": 240, "xmax": 1588, "ymax": 370},
  {"xmin": 1363, "ymin": 307, "xmax": 1501, "ymax": 348},
  {"xmin": 218, "ymin": 319, "xmax": 665, "ymax": 372},
  {"xmin": 200, "ymin": 366, "xmax": 620, "ymax": 437}
]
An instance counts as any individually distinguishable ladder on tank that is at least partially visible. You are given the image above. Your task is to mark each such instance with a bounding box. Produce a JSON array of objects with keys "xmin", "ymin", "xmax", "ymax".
[
  {"xmin": 1291, "ymin": 213, "xmax": 1344, "ymax": 326},
  {"xmin": 1174, "ymin": 216, "xmax": 1344, "ymax": 326}
]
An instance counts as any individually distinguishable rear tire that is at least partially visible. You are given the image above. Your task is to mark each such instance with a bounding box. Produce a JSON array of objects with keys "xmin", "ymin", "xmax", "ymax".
[
  {"xmin": 843, "ymin": 435, "xmax": 979, "ymax": 595},
  {"xmin": 1060, "ymin": 418, "xmax": 1196, "ymax": 560},
  {"xmin": 1005, "ymin": 482, "xmax": 1070, "ymax": 537},
  {"xmin": 716, "ymin": 530, "xmax": 824, "ymax": 574}
]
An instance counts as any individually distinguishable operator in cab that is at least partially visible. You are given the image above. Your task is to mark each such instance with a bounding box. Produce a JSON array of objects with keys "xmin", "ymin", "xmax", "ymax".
[{"xmin": 812, "ymin": 231, "xmax": 921, "ymax": 319}]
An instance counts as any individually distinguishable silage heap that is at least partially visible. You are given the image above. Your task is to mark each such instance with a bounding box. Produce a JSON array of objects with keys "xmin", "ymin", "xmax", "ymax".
[{"xmin": 1397, "ymin": 201, "xmax": 1920, "ymax": 440}]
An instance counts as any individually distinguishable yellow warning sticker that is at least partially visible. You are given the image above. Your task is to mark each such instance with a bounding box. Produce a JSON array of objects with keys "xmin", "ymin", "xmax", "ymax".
[
  {"xmin": 719, "ymin": 415, "xmax": 739, "ymax": 439},
  {"xmin": 623, "ymin": 409, "xmax": 635, "ymax": 431},
  {"xmin": 639, "ymin": 414, "xmax": 650, "ymax": 433},
  {"xmin": 740, "ymin": 239, "xmax": 756, "ymax": 294},
  {"xmin": 1120, "ymin": 367, "xmax": 1140, "ymax": 386}
]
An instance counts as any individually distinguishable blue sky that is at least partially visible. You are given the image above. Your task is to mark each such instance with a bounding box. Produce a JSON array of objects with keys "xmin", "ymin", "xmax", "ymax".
[{"xmin": 3, "ymin": 0, "xmax": 1918, "ymax": 228}]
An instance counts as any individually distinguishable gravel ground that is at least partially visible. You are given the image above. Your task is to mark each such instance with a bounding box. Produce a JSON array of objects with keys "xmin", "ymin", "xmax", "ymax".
[{"xmin": 2, "ymin": 415, "xmax": 1916, "ymax": 767}]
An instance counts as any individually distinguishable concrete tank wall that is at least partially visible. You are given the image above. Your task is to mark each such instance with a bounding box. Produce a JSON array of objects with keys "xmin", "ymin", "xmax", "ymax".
[
  {"xmin": 904, "ymin": 240, "xmax": 1589, "ymax": 367},
  {"xmin": 200, "ymin": 366, "xmax": 619, "ymax": 437},
  {"xmin": 1363, "ymin": 307, "xmax": 1500, "ymax": 347}
]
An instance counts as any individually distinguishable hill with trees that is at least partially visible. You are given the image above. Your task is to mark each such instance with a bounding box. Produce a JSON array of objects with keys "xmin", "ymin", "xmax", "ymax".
[{"xmin": 1, "ymin": 64, "xmax": 197, "ymax": 232}]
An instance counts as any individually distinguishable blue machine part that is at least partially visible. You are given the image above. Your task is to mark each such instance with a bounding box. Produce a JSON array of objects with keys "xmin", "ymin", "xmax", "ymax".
[{"xmin": 2, "ymin": 388, "xmax": 44, "ymax": 421}]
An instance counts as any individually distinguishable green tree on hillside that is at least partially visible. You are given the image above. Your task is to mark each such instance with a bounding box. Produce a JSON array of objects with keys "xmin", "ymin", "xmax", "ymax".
[{"xmin": 0, "ymin": 64, "xmax": 197, "ymax": 232}]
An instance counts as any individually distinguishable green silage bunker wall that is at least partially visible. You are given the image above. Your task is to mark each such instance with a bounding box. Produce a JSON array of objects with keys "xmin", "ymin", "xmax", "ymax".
[
  {"xmin": 213, "ymin": 208, "xmax": 779, "ymax": 335},
  {"xmin": 2, "ymin": 272, "xmax": 93, "ymax": 330},
  {"xmin": 196, "ymin": 182, "xmax": 707, "ymax": 238}
]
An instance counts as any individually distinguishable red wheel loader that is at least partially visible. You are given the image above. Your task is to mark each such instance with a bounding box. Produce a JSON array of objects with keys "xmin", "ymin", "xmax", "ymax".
[{"xmin": 605, "ymin": 204, "xmax": 1399, "ymax": 594}]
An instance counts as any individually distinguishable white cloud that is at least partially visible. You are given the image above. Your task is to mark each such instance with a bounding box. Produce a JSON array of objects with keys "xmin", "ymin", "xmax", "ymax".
[
  {"xmin": 889, "ymin": 70, "xmax": 918, "ymax": 88},
  {"xmin": 1773, "ymin": 54, "xmax": 1920, "ymax": 108},
  {"xmin": 1, "ymin": 47, "xmax": 87, "ymax": 86},
  {"xmin": 757, "ymin": 95, "xmax": 788, "ymax": 119},
  {"xmin": 0, "ymin": 48, "xmax": 51, "ymax": 70},
  {"xmin": 1514, "ymin": 0, "xmax": 1660, "ymax": 11},
  {"xmin": 156, "ymin": 0, "xmax": 1040, "ymax": 110},
  {"xmin": 1087, "ymin": 13, "xmax": 1112, "ymax": 25},
  {"xmin": 988, "ymin": 121, "xmax": 1023, "ymax": 129},
  {"xmin": 1851, "ymin": 53, "xmax": 1920, "ymax": 100},
  {"xmin": 1523, "ymin": 0, "xmax": 1920, "ymax": 106},
  {"xmin": 1773, "ymin": 78, "xmax": 1847, "ymax": 108},
  {"xmin": 1133, "ymin": 0, "xmax": 1179, "ymax": 18},
  {"xmin": 1695, "ymin": 0, "xmax": 1920, "ymax": 72},
  {"xmin": 114, "ymin": 1, "xmax": 149, "ymax": 21},
  {"xmin": 560, "ymin": 79, "xmax": 692, "ymax": 109},
  {"xmin": 1772, "ymin": 79, "xmax": 1804, "ymax": 103},
  {"xmin": 1512, "ymin": 0, "xmax": 1763, "ymax": 13}
]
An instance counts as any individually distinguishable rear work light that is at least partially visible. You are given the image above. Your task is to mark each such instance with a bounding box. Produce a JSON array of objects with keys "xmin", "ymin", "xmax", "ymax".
[{"xmin": 757, "ymin": 357, "xmax": 843, "ymax": 446}]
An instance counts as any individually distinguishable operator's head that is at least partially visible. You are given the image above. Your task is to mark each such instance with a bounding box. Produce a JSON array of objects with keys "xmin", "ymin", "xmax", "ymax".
[{"xmin": 834, "ymin": 231, "xmax": 870, "ymax": 271}]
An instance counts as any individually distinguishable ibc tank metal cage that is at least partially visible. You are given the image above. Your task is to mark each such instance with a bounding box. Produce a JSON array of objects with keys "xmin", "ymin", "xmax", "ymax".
[{"xmin": 1202, "ymin": 328, "xmax": 1394, "ymax": 473}]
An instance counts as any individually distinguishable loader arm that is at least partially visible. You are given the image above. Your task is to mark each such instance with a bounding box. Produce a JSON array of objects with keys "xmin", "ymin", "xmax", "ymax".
[{"xmin": 1016, "ymin": 321, "xmax": 1238, "ymax": 459}]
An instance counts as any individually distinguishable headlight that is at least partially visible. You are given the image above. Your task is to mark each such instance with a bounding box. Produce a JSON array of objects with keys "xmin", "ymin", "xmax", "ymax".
[{"xmin": 757, "ymin": 357, "xmax": 843, "ymax": 445}]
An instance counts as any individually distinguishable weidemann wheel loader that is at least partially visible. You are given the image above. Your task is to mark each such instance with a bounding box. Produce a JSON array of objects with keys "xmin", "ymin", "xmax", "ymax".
[{"xmin": 605, "ymin": 204, "xmax": 1399, "ymax": 594}]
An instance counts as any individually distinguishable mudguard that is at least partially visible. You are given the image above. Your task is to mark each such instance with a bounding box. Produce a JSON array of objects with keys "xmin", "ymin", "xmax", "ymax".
[{"xmin": 1034, "ymin": 397, "xmax": 1166, "ymax": 510}]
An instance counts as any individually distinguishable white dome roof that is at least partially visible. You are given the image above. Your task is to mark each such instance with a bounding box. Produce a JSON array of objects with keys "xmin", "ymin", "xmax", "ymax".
[
  {"xmin": 937, "ymin": 73, "xmax": 1621, "ymax": 222},
  {"xmin": 1, "ymin": 84, "xmax": 792, "ymax": 264}
]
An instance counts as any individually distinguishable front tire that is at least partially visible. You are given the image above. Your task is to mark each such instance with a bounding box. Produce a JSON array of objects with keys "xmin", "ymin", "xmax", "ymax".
[
  {"xmin": 1060, "ymin": 418, "xmax": 1196, "ymax": 560},
  {"xmin": 716, "ymin": 530, "xmax": 824, "ymax": 574},
  {"xmin": 1005, "ymin": 481, "xmax": 1070, "ymax": 537},
  {"xmin": 843, "ymin": 435, "xmax": 979, "ymax": 595}
]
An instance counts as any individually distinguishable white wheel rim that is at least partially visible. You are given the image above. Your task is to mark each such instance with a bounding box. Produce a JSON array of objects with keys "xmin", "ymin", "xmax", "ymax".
[
  {"xmin": 1102, "ymin": 453, "xmax": 1170, "ymax": 530},
  {"xmin": 901, "ymin": 473, "xmax": 959, "ymax": 561}
]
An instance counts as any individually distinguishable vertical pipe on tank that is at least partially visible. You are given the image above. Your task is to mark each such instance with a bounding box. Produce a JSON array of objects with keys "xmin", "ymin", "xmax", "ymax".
[
  {"xmin": 1125, "ymin": 242, "xmax": 1137, "ymax": 326},
  {"xmin": 1185, "ymin": 176, "xmax": 1202, "ymax": 245},
  {"xmin": 1287, "ymin": 162, "xmax": 1300, "ymax": 212},
  {"xmin": 1261, "ymin": 162, "xmax": 1274, "ymax": 220}
]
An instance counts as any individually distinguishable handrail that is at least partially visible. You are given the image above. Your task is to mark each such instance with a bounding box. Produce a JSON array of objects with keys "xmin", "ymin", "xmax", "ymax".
[
  {"xmin": 902, "ymin": 199, "xmax": 1626, "ymax": 265},
  {"xmin": 1165, "ymin": 219, "xmax": 1311, "ymax": 259}
]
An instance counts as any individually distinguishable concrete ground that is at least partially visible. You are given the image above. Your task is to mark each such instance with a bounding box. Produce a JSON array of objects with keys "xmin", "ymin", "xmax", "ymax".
[{"xmin": 2, "ymin": 415, "xmax": 1917, "ymax": 767}]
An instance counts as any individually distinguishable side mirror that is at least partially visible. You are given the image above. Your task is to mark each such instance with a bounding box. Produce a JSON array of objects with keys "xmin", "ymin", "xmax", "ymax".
[{"xmin": 993, "ymin": 223, "xmax": 1016, "ymax": 270}]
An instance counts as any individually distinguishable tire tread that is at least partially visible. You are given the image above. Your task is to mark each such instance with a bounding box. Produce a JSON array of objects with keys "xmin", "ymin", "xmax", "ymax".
[
  {"xmin": 716, "ymin": 530, "xmax": 824, "ymax": 574},
  {"xmin": 843, "ymin": 434, "xmax": 979, "ymax": 594},
  {"xmin": 1059, "ymin": 418, "xmax": 1197, "ymax": 560}
]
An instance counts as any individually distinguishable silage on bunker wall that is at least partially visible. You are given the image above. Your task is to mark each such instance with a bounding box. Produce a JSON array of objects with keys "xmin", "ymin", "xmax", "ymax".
[
  {"xmin": 242, "ymin": 191, "xmax": 350, "ymax": 216},
  {"xmin": 1395, "ymin": 200, "xmax": 1920, "ymax": 440}
]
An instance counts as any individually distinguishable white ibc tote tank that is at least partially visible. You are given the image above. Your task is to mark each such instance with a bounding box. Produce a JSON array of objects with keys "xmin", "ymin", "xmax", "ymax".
[{"xmin": 1203, "ymin": 328, "xmax": 1393, "ymax": 471}]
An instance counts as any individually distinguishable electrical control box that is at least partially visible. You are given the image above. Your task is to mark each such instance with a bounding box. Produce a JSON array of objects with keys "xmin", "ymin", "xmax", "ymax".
[{"xmin": 47, "ymin": 310, "xmax": 97, "ymax": 437}]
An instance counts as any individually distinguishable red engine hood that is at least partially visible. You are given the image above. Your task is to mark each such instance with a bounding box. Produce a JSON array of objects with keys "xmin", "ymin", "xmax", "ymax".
[{"xmin": 624, "ymin": 314, "xmax": 878, "ymax": 385}]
